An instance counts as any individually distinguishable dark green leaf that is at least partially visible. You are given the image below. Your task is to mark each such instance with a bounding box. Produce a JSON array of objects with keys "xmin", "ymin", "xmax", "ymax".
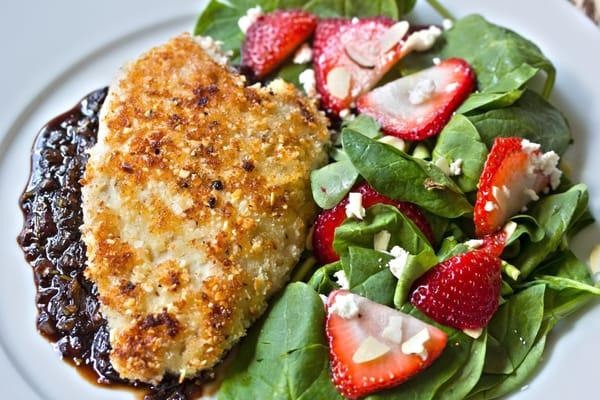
[
  {"xmin": 468, "ymin": 90, "xmax": 572, "ymax": 155},
  {"xmin": 342, "ymin": 247, "xmax": 396, "ymax": 305},
  {"xmin": 432, "ymin": 115, "xmax": 488, "ymax": 192},
  {"xmin": 307, "ymin": 262, "xmax": 342, "ymax": 295},
  {"xmin": 343, "ymin": 130, "xmax": 473, "ymax": 218}
]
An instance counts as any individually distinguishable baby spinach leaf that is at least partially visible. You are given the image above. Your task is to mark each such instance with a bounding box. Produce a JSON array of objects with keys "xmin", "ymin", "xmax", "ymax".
[
  {"xmin": 341, "ymin": 247, "xmax": 396, "ymax": 305},
  {"xmin": 514, "ymin": 184, "xmax": 589, "ymax": 279},
  {"xmin": 438, "ymin": 333, "xmax": 488, "ymax": 400},
  {"xmin": 437, "ymin": 237, "xmax": 470, "ymax": 262},
  {"xmin": 343, "ymin": 130, "xmax": 473, "ymax": 218},
  {"xmin": 307, "ymin": 262, "xmax": 342, "ymax": 295},
  {"xmin": 218, "ymin": 282, "xmax": 342, "ymax": 400},
  {"xmin": 507, "ymin": 214, "xmax": 545, "ymax": 245},
  {"xmin": 311, "ymin": 160, "xmax": 359, "ymax": 209},
  {"xmin": 342, "ymin": 114, "xmax": 382, "ymax": 139},
  {"xmin": 441, "ymin": 15, "xmax": 555, "ymax": 97},
  {"xmin": 304, "ymin": 0, "xmax": 416, "ymax": 19},
  {"xmin": 484, "ymin": 285, "xmax": 545, "ymax": 375},
  {"xmin": 457, "ymin": 90, "xmax": 524, "ymax": 115},
  {"xmin": 467, "ymin": 90, "xmax": 572, "ymax": 155},
  {"xmin": 333, "ymin": 204, "xmax": 434, "ymax": 256},
  {"xmin": 432, "ymin": 115, "xmax": 488, "ymax": 193},
  {"xmin": 393, "ymin": 250, "xmax": 440, "ymax": 307}
]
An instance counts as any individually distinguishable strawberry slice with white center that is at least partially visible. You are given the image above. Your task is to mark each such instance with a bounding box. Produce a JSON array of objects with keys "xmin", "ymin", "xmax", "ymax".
[
  {"xmin": 356, "ymin": 58, "xmax": 475, "ymax": 141},
  {"xmin": 474, "ymin": 137, "xmax": 562, "ymax": 237},
  {"xmin": 313, "ymin": 18, "xmax": 412, "ymax": 115},
  {"xmin": 327, "ymin": 290, "xmax": 447, "ymax": 399}
]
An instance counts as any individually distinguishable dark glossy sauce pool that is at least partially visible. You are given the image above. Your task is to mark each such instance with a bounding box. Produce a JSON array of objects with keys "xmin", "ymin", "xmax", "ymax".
[{"xmin": 17, "ymin": 88, "xmax": 214, "ymax": 399}]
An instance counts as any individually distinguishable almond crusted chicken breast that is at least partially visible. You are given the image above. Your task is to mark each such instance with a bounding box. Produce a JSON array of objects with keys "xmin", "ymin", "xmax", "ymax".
[{"xmin": 81, "ymin": 34, "xmax": 329, "ymax": 384}]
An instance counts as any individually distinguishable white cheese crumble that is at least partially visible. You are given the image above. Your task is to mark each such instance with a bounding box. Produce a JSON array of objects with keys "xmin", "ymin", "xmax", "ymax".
[
  {"xmin": 521, "ymin": 139, "xmax": 541, "ymax": 154},
  {"xmin": 524, "ymin": 188, "xmax": 540, "ymax": 202},
  {"xmin": 434, "ymin": 157, "xmax": 451, "ymax": 176},
  {"xmin": 442, "ymin": 19, "xmax": 454, "ymax": 30},
  {"xmin": 403, "ymin": 25, "xmax": 442, "ymax": 52},
  {"xmin": 381, "ymin": 316, "xmax": 404, "ymax": 344},
  {"xmin": 432, "ymin": 57, "xmax": 441, "ymax": 65},
  {"xmin": 449, "ymin": 158, "xmax": 463, "ymax": 176},
  {"xmin": 334, "ymin": 270, "xmax": 350, "ymax": 290},
  {"xmin": 465, "ymin": 239, "xmax": 484, "ymax": 249},
  {"xmin": 388, "ymin": 246, "xmax": 409, "ymax": 279},
  {"xmin": 463, "ymin": 327, "xmax": 483, "ymax": 339},
  {"xmin": 484, "ymin": 201, "xmax": 497, "ymax": 212},
  {"xmin": 503, "ymin": 221, "xmax": 518, "ymax": 241},
  {"xmin": 353, "ymin": 336, "xmax": 391, "ymax": 364},
  {"xmin": 193, "ymin": 36, "xmax": 230, "ymax": 65},
  {"xmin": 339, "ymin": 108, "xmax": 351, "ymax": 118},
  {"xmin": 378, "ymin": 135, "xmax": 407, "ymax": 152},
  {"xmin": 293, "ymin": 43, "xmax": 313, "ymax": 64},
  {"xmin": 401, "ymin": 328, "xmax": 430, "ymax": 360},
  {"xmin": 374, "ymin": 230, "xmax": 392, "ymax": 252},
  {"xmin": 408, "ymin": 78, "xmax": 437, "ymax": 105},
  {"xmin": 535, "ymin": 150, "xmax": 562, "ymax": 189},
  {"xmin": 329, "ymin": 293, "xmax": 359, "ymax": 319},
  {"xmin": 298, "ymin": 68, "xmax": 317, "ymax": 97},
  {"xmin": 238, "ymin": 5, "xmax": 263, "ymax": 34},
  {"xmin": 345, "ymin": 192, "xmax": 366, "ymax": 220}
]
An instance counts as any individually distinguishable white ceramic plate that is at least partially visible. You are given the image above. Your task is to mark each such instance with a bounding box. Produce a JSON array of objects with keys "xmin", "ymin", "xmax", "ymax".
[{"xmin": 0, "ymin": 0, "xmax": 598, "ymax": 398}]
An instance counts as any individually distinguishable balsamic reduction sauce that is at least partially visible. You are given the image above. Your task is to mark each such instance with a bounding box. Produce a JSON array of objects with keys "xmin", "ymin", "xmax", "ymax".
[{"xmin": 17, "ymin": 88, "xmax": 210, "ymax": 399}]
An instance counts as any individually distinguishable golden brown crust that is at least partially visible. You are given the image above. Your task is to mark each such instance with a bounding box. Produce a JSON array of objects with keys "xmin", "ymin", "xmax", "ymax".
[{"xmin": 81, "ymin": 34, "xmax": 329, "ymax": 383}]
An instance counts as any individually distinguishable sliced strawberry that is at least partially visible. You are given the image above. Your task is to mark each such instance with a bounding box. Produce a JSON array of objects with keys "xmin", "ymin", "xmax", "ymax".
[
  {"xmin": 313, "ymin": 18, "xmax": 411, "ymax": 115},
  {"xmin": 241, "ymin": 10, "xmax": 317, "ymax": 79},
  {"xmin": 410, "ymin": 250, "xmax": 502, "ymax": 330},
  {"xmin": 356, "ymin": 58, "xmax": 475, "ymax": 141},
  {"xmin": 313, "ymin": 182, "xmax": 434, "ymax": 264},
  {"xmin": 327, "ymin": 290, "xmax": 447, "ymax": 399},
  {"xmin": 474, "ymin": 137, "xmax": 562, "ymax": 237}
]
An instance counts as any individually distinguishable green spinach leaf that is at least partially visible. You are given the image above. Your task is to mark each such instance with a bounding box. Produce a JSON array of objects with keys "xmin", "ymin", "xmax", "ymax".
[
  {"xmin": 307, "ymin": 262, "xmax": 342, "ymax": 295},
  {"xmin": 218, "ymin": 282, "xmax": 342, "ymax": 400},
  {"xmin": 432, "ymin": 115, "xmax": 488, "ymax": 193},
  {"xmin": 468, "ymin": 90, "xmax": 572, "ymax": 155},
  {"xmin": 311, "ymin": 160, "xmax": 359, "ymax": 209},
  {"xmin": 341, "ymin": 247, "xmax": 396, "ymax": 305},
  {"xmin": 343, "ymin": 130, "xmax": 473, "ymax": 218}
]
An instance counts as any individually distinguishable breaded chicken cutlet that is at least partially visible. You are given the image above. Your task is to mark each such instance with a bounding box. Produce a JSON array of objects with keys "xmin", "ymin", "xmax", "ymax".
[{"xmin": 81, "ymin": 33, "xmax": 329, "ymax": 384}]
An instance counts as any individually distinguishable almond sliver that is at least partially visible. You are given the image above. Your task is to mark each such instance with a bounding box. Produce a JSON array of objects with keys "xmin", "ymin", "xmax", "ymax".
[
  {"xmin": 327, "ymin": 67, "xmax": 351, "ymax": 99},
  {"xmin": 380, "ymin": 21, "xmax": 410, "ymax": 53},
  {"xmin": 344, "ymin": 42, "xmax": 378, "ymax": 68},
  {"xmin": 352, "ymin": 335, "xmax": 391, "ymax": 364}
]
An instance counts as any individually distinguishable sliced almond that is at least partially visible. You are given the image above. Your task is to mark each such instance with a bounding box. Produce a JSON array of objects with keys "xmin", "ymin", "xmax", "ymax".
[
  {"xmin": 503, "ymin": 221, "xmax": 518, "ymax": 242},
  {"xmin": 401, "ymin": 328, "xmax": 430, "ymax": 360},
  {"xmin": 381, "ymin": 316, "xmax": 404, "ymax": 344},
  {"xmin": 327, "ymin": 67, "xmax": 352, "ymax": 99},
  {"xmin": 344, "ymin": 42, "xmax": 377, "ymax": 68},
  {"xmin": 379, "ymin": 21, "xmax": 410, "ymax": 53},
  {"xmin": 352, "ymin": 335, "xmax": 391, "ymax": 364},
  {"xmin": 373, "ymin": 230, "xmax": 392, "ymax": 252},
  {"xmin": 463, "ymin": 327, "xmax": 483, "ymax": 339}
]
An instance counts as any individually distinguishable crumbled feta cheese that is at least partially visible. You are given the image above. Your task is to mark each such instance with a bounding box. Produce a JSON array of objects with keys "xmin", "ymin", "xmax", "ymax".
[
  {"xmin": 463, "ymin": 327, "xmax": 483, "ymax": 339},
  {"xmin": 432, "ymin": 57, "xmax": 441, "ymax": 65},
  {"xmin": 503, "ymin": 221, "xmax": 518, "ymax": 241},
  {"xmin": 298, "ymin": 68, "xmax": 317, "ymax": 97},
  {"xmin": 334, "ymin": 269, "xmax": 350, "ymax": 290},
  {"xmin": 484, "ymin": 201, "xmax": 497, "ymax": 212},
  {"xmin": 434, "ymin": 157, "xmax": 451, "ymax": 176},
  {"xmin": 293, "ymin": 43, "xmax": 313, "ymax": 64},
  {"xmin": 193, "ymin": 36, "xmax": 230, "ymax": 65},
  {"xmin": 329, "ymin": 293, "xmax": 359, "ymax": 319},
  {"xmin": 352, "ymin": 336, "xmax": 391, "ymax": 364},
  {"xmin": 374, "ymin": 230, "xmax": 392, "ymax": 252},
  {"xmin": 238, "ymin": 6, "xmax": 263, "ymax": 34},
  {"xmin": 524, "ymin": 188, "xmax": 540, "ymax": 201},
  {"xmin": 521, "ymin": 139, "xmax": 541, "ymax": 154},
  {"xmin": 378, "ymin": 135, "xmax": 407, "ymax": 152},
  {"xmin": 465, "ymin": 239, "xmax": 484, "ymax": 249},
  {"xmin": 339, "ymin": 108, "xmax": 351, "ymax": 118},
  {"xmin": 442, "ymin": 19, "xmax": 454, "ymax": 30},
  {"xmin": 408, "ymin": 78, "xmax": 436, "ymax": 105},
  {"xmin": 537, "ymin": 151, "xmax": 562, "ymax": 189},
  {"xmin": 401, "ymin": 328, "xmax": 430, "ymax": 360},
  {"xmin": 388, "ymin": 246, "xmax": 409, "ymax": 279},
  {"xmin": 449, "ymin": 158, "xmax": 463, "ymax": 176},
  {"xmin": 402, "ymin": 25, "xmax": 442, "ymax": 52},
  {"xmin": 381, "ymin": 316, "xmax": 404, "ymax": 344},
  {"xmin": 345, "ymin": 192, "xmax": 366, "ymax": 219}
]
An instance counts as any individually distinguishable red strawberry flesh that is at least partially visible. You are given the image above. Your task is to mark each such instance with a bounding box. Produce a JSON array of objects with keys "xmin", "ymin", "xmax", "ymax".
[
  {"xmin": 474, "ymin": 137, "xmax": 559, "ymax": 237},
  {"xmin": 241, "ymin": 10, "xmax": 317, "ymax": 79},
  {"xmin": 356, "ymin": 58, "xmax": 476, "ymax": 141},
  {"xmin": 313, "ymin": 17, "xmax": 410, "ymax": 115},
  {"xmin": 410, "ymin": 250, "xmax": 502, "ymax": 330},
  {"xmin": 313, "ymin": 182, "xmax": 435, "ymax": 264},
  {"xmin": 327, "ymin": 290, "xmax": 447, "ymax": 399}
]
